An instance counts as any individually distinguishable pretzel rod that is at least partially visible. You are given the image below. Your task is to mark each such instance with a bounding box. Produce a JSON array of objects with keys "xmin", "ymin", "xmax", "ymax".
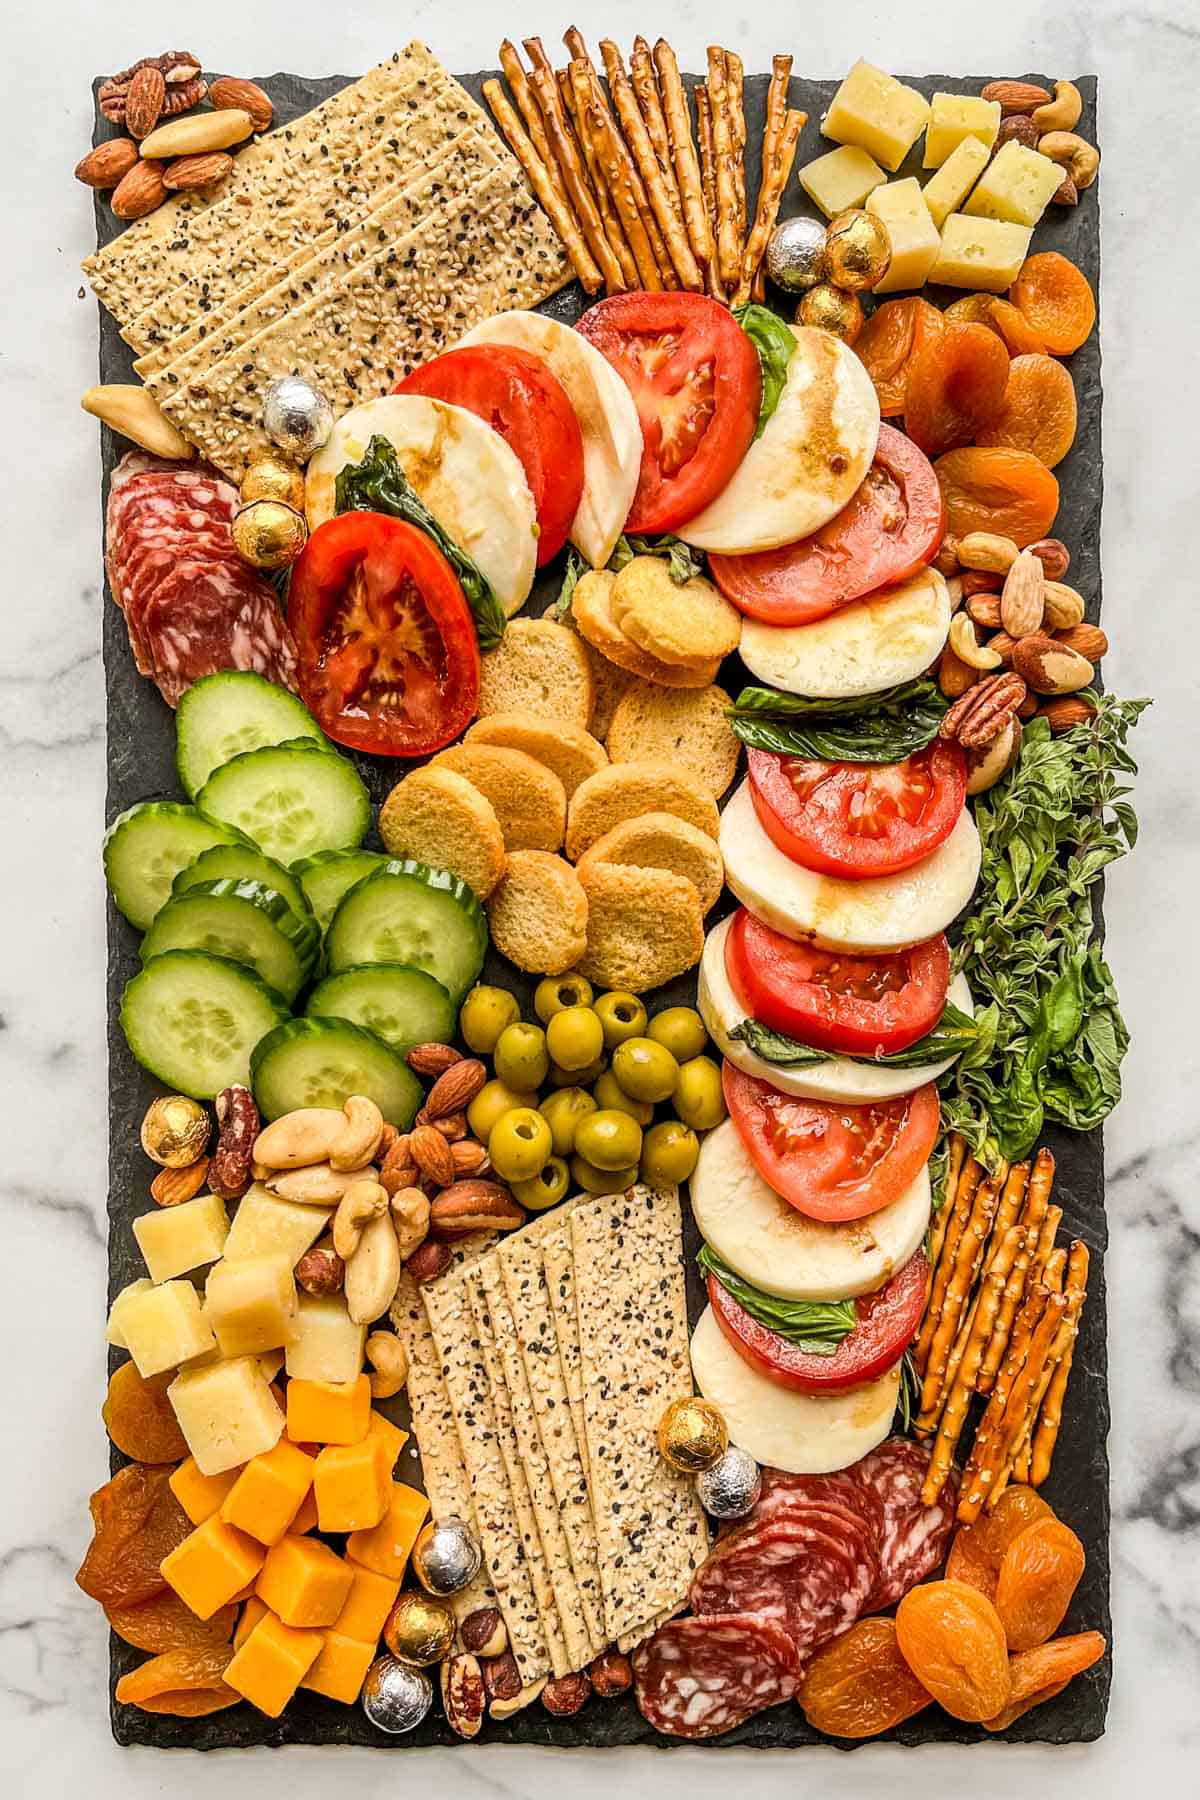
[
  {"xmin": 578, "ymin": 71, "xmax": 665, "ymax": 291},
  {"xmin": 927, "ymin": 1145, "xmax": 974, "ymax": 1276},
  {"xmin": 921, "ymin": 1223, "xmax": 1024, "ymax": 1505},
  {"xmin": 483, "ymin": 80, "xmax": 603, "ymax": 294},
  {"xmin": 1029, "ymin": 1242, "xmax": 1089, "ymax": 1485},
  {"xmin": 654, "ymin": 40, "xmax": 714, "ymax": 281},
  {"xmin": 749, "ymin": 57, "xmax": 798, "ymax": 301},
  {"xmin": 581, "ymin": 54, "xmax": 675, "ymax": 286},
  {"xmin": 499, "ymin": 41, "xmax": 570, "ymax": 209},
  {"xmin": 983, "ymin": 1288, "xmax": 1068, "ymax": 1511},
  {"xmin": 631, "ymin": 35, "xmax": 680, "ymax": 198},
  {"xmin": 734, "ymin": 105, "xmax": 803, "ymax": 306},
  {"xmin": 725, "ymin": 48, "xmax": 747, "ymax": 246},
  {"xmin": 528, "ymin": 65, "xmax": 626, "ymax": 294},
  {"xmin": 915, "ymin": 1168, "xmax": 1002, "ymax": 1430},
  {"xmin": 916, "ymin": 1159, "xmax": 1022, "ymax": 1438},
  {"xmin": 914, "ymin": 1156, "xmax": 983, "ymax": 1377},
  {"xmin": 1026, "ymin": 1203, "xmax": 1063, "ymax": 1293},
  {"xmin": 525, "ymin": 35, "xmax": 610, "ymax": 222},
  {"xmin": 959, "ymin": 1285, "xmax": 1065, "ymax": 1521},
  {"xmin": 943, "ymin": 1133, "xmax": 967, "ymax": 1213},
  {"xmin": 693, "ymin": 85, "xmax": 726, "ymax": 301},
  {"xmin": 977, "ymin": 1150, "xmax": 1052, "ymax": 1393},
  {"xmin": 1012, "ymin": 1294, "xmax": 1079, "ymax": 1483},
  {"xmin": 557, "ymin": 58, "xmax": 639, "ymax": 289},
  {"xmin": 706, "ymin": 47, "xmax": 742, "ymax": 290},
  {"xmin": 602, "ymin": 43, "xmax": 702, "ymax": 289},
  {"xmin": 1043, "ymin": 1246, "xmax": 1068, "ymax": 1293}
]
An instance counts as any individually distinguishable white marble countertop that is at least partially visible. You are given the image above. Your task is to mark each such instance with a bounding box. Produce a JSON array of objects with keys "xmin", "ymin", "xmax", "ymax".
[{"xmin": 3, "ymin": 0, "xmax": 1198, "ymax": 1792}]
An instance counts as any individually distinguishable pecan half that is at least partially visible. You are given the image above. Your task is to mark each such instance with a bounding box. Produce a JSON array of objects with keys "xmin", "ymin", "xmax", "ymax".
[
  {"xmin": 379, "ymin": 1133, "xmax": 418, "ymax": 1196},
  {"xmin": 208, "ymin": 1085, "xmax": 259, "ymax": 1198},
  {"xmin": 939, "ymin": 670, "xmax": 1028, "ymax": 749}
]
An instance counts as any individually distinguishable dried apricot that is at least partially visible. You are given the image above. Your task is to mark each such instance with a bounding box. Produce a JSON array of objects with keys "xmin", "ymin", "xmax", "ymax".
[
  {"xmin": 106, "ymin": 1589, "xmax": 237, "ymax": 1654},
  {"xmin": 894, "ymin": 1579, "xmax": 1011, "ymax": 1722},
  {"xmin": 855, "ymin": 298, "xmax": 943, "ymax": 416},
  {"xmin": 799, "ymin": 1617, "xmax": 933, "ymax": 1738},
  {"xmin": 943, "ymin": 295, "xmax": 997, "ymax": 328},
  {"xmin": 115, "ymin": 1645, "xmax": 240, "ymax": 1717},
  {"xmin": 946, "ymin": 1526, "xmax": 998, "ymax": 1603},
  {"xmin": 905, "ymin": 322, "xmax": 1010, "ymax": 455},
  {"xmin": 75, "ymin": 1463, "xmax": 193, "ymax": 1609},
  {"xmin": 934, "ymin": 447, "xmax": 1060, "ymax": 546},
  {"xmin": 986, "ymin": 300, "xmax": 1048, "ymax": 357},
  {"xmin": 995, "ymin": 1518, "xmax": 1086, "ymax": 1652},
  {"xmin": 946, "ymin": 1486, "xmax": 1054, "ymax": 1603},
  {"xmin": 1009, "ymin": 252, "xmax": 1096, "ymax": 355},
  {"xmin": 102, "ymin": 1361, "xmax": 188, "ymax": 1464},
  {"xmin": 976, "ymin": 354, "xmax": 1077, "ymax": 469},
  {"xmin": 983, "ymin": 1631, "xmax": 1106, "ymax": 1732}
]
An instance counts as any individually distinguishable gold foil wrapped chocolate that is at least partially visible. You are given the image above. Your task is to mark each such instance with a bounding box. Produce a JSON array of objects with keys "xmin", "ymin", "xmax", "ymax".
[
  {"xmin": 240, "ymin": 450, "xmax": 306, "ymax": 512},
  {"xmin": 383, "ymin": 1591, "xmax": 456, "ymax": 1667},
  {"xmin": 656, "ymin": 1396, "xmax": 728, "ymax": 1474},
  {"xmin": 822, "ymin": 209, "xmax": 892, "ymax": 292},
  {"xmin": 795, "ymin": 283, "xmax": 866, "ymax": 345},
  {"xmin": 231, "ymin": 499, "xmax": 308, "ymax": 570},
  {"xmin": 140, "ymin": 1095, "xmax": 211, "ymax": 1168}
]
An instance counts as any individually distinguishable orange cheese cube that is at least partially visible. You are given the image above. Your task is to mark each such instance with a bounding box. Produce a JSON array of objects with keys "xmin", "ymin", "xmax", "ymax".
[
  {"xmin": 367, "ymin": 1411, "xmax": 409, "ymax": 1473},
  {"xmin": 221, "ymin": 1441, "xmax": 315, "ymax": 1546},
  {"xmin": 291, "ymin": 1487, "xmax": 319, "ymax": 1535},
  {"xmin": 286, "ymin": 1376, "xmax": 371, "ymax": 1446},
  {"xmin": 346, "ymin": 1483, "xmax": 429, "ymax": 1581},
  {"xmin": 300, "ymin": 1630, "xmax": 376, "ymax": 1704},
  {"xmin": 160, "ymin": 1516, "xmax": 265, "ymax": 1621},
  {"xmin": 234, "ymin": 1594, "xmax": 270, "ymax": 1649},
  {"xmin": 257, "ymin": 1533, "xmax": 354, "ymax": 1628},
  {"xmin": 225, "ymin": 1610, "xmax": 323, "ymax": 1717},
  {"xmin": 313, "ymin": 1439, "xmax": 391, "ymax": 1533},
  {"xmin": 333, "ymin": 1565, "xmax": 400, "ymax": 1644},
  {"xmin": 169, "ymin": 1457, "xmax": 240, "ymax": 1525}
]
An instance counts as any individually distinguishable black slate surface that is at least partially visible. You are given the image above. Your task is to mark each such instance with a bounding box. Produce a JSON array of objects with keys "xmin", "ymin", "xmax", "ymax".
[{"xmin": 93, "ymin": 65, "xmax": 1109, "ymax": 1751}]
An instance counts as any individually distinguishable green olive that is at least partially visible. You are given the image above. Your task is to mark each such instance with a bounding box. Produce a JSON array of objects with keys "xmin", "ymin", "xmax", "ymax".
[
  {"xmin": 673, "ymin": 1055, "xmax": 726, "ymax": 1131},
  {"xmin": 512, "ymin": 1156, "xmax": 570, "ymax": 1211},
  {"xmin": 640, "ymin": 1119, "xmax": 700, "ymax": 1187},
  {"xmin": 594, "ymin": 990, "xmax": 648, "ymax": 1049},
  {"xmin": 533, "ymin": 973, "xmax": 595, "ymax": 1022},
  {"xmin": 493, "ymin": 1021, "xmax": 550, "ymax": 1092},
  {"xmin": 592, "ymin": 1070, "xmax": 653, "ymax": 1126},
  {"xmin": 467, "ymin": 1079, "xmax": 538, "ymax": 1143},
  {"xmin": 459, "ymin": 984, "xmax": 521, "ymax": 1055},
  {"xmin": 549, "ymin": 1056, "xmax": 606, "ymax": 1088},
  {"xmin": 539, "ymin": 1087, "xmax": 597, "ymax": 1157},
  {"xmin": 570, "ymin": 1154, "xmax": 639, "ymax": 1195},
  {"xmin": 488, "ymin": 1107, "xmax": 553, "ymax": 1183},
  {"xmin": 611, "ymin": 1036, "xmax": 680, "ymax": 1104},
  {"xmin": 546, "ymin": 1005, "xmax": 604, "ymax": 1072},
  {"xmin": 574, "ymin": 1109, "xmax": 643, "ymax": 1171},
  {"xmin": 647, "ymin": 1006, "xmax": 709, "ymax": 1063}
]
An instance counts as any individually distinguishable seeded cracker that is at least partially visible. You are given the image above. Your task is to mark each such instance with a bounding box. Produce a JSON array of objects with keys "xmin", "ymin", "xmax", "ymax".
[
  {"xmin": 541, "ymin": 1223, "xmax": 590, "ymax": 1495},
  {"xmin": 571, "ymin": 1187, "xmax": 709, "ymax": 1643}
]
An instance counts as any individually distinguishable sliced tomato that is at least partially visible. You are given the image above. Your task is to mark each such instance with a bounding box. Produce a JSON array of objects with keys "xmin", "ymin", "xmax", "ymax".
[
  {"xmin": 723, "ymin": 1062, "xmax": 940, "ymax": 1221},
  {"xmin": 747, "ymin": 743, "xmax": 966, "ymax": 881},
  {"xmin": 576, "ymin": 290, "xmax": 760, "ymax": 533},
  {"xmin": 726, "ymin": 909, "xmax": 951, "ymax": 1055},
  {"xmin": 395, "ymin": 344, "xmax": 584, "ymax": 567},
  {"xmin": 707, "ymin": 426, "xmax": 944, "ymax": 626},
  {"xmin": 708, "ymin": 1249, "xmax": 928, "ymax": 1392},
  {"xmin": 288, "ymin": 513, "xmax": 479, "ymax": 757}
]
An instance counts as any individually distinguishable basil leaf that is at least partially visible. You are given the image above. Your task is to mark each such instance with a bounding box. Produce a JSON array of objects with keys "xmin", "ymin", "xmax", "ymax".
[
  {"xmin": 609, "ymin": 533, "xmax": 705, "ymax": 585},
  {"xmin": 552, "ymin": 547, "xmax": 586, "ymax": 619},
  {"xmin": 727, "ymin": 679, "xmax": 949, "ymax": 764},
  {"xmin": 733, "ymin": 303, "xmax": 795, "ymax": 440},
  {"xmin": 334, "ymin": 435, "xmax": 508, "ymax": 652},
  {"xmin": 697, "ymin": 1246, "xmax": 857, "ymax": 1355},
  {"xmin": 730, "ymin": 1000, "xmax": 981, "ymax": 1070}
]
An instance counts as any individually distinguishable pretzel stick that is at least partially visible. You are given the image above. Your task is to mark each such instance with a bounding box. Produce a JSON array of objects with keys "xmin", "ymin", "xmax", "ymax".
[
  {"xmin": 983, "ymin": 1289, "xmax": 1068, "ymax": 1511},
  {"xmin": 706, "ymin": 48, "xmax": 742, "ymax": 291},
  {"xmin": 1043, "ymin": 1246, "xmax": 1068, "ymax": 1293},
  {"xmin": 499, "ymin": 41, "xmax": 570, "ymax": 209},
  {"xmin": 552, "ymin": 57, "xmax": 638, "ymax": 289},
  {"xmin": 725, "ymin": 48, "xmax": 746, "ymax": 246},
  {"xmin": 631, "ymin": 35, "xmax": 679, "ymax": 196},
  {"xmin": 917, "ymin": 1160, "xmax": 1023, "ymax": 1437},
  {"xmin": 483, "ymin": 81, "xmax": 603, "ymax": 295},
  {"xmin": 915, "ymin": 1169, "xmax": 1002, "ymax": 1430},
  {"xmin": 957, "ymin": 1285, "xmax": 1050, "ymax": 1522},
  {"xmin": 693, "ymin": 85, "xmax": 725, "ymax": 301},
  {"xmin": 601, "ymin": 43, "xmax": 702, "ymax": 289},
  {"xmin": 1028, "ymin": 1241, "xmax": 1089, "ymax": 1485},
  {"xmin": 1026, "ymin": 1203, "xmax": 1063, "ymax": 1293},
  {"xmin": 654, "ymin": 40, "xmax": 713, "ymax": 281},
  {"xmin": 921, "ymin": 1224, "xmax": 1023, "ymax": 1505},
  {"xmin": 525, "ymin": 37, "xmax": 627, "ymax": 270},
  {"xmin": 578, "ymin": 72, "xmax": 665, "ymax": 291},
  {"xmin": 745, "ymin": 54, "xmax": 793, "ymax": 301},
  {"xmin": 977, "ymin": 1149, "xmax": 1053, "ymax": 1393},
  {"xmin": 734, "ymin": 106, "xmax": 803, "ymax": 306},
  {"xmin": 581, "ymin": 55, "xmax": 674, "ymax": 286},
  {"xmin": 1011, "ymin": 1295, "xmax": 1077, "ymax": 1483},
  {"xmin": 528, "ymin": 66, "xmax": 625, "ymax": 294},
  {"xmin": 914, "ymin": 1157, "xmax": 983, "ymax": 1377},
  {"xmin": 943, "ymin": 1133, "xmax": 967, "ymax": 1212},
  {"xmin": 927, "ymin": 1146, "xmax": 973, "ymax": 1275}
]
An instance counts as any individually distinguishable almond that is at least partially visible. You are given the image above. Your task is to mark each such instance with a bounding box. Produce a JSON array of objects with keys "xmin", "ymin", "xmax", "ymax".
[
  {"xmin": 961, "ymin": 570, "xmax": 1002, "ymax": 597},
  {"xmin": 1052, "ymin": 176, "xmax": 1079, "ymax": 207},
  {"xmin": 1011, "ymin": 633, "xmax": 1094, "ymax": 695},
  {"xmin": 406, "ymin": 1043, "xmax": 463, "ymax": 1076},
  {"xmin": 1054, "ymin": 622, "xmax": 1108, "ymax": 661},
  {"xmin": 151, "ymin": 1157, "xmax": 209, "ymax": 1207},
  {"xmin": 410, "ymin": 1123, "xmax": 455, "ymax": 1188},
  {"xmin": 967, "ymin": 593, "xmax": 1003, "ymax": 631},
  {"xmin": 430, "ymin": 1180, "xmax": 525, "ymax": 1237},
  {"xmin": 988, "ymin": 630, "xmax": 1018, "ymax": 666},
  {"xmin": 405, "ymin": 1238, "xmax": 453, "ymax": 1284},
  {"xmin": 163, "ymin": 152, "xmax": 234, "ymax": 191},
  {"xmin": 981, "ymin": 79, "xmax": 1053, "ymax": 115},
  {"xmin": 937, "ymin": 642, "xmax": 978, "ymax": 700},
  {"xmin": 933, "ymin": 535, "xmax": 961, "ymax": 577},
  {"xmin": 424, "ymin": 1057, "xmax": 487, "ymax": 1119},
  {"xmin": 1000, "ymin": 550, "xmax": 1046, "ymax": 638},
  {"xmin": 74, "ymin": 138, "xmax": 139, "ymax": 189},
  {"xmin": 209, "ymin": 76, "xmax": 274, "ymax": 131},
  {"xmin": 450, "ymin": 1139, "xmax": 490, "ymax": 1178},
  {"xmin": 442, "ymin": 1653, "xmax": 486, "ymax": 1740},
  {"xmin": 125, "ymin": 64, "xmax": 166, "ymax": 139},
  {"xmin": 1040, "ymin": 694, "xmax": 1096, "ymax": 733},
  {"xmin": 111, "ymin": 159, "xmax": 167, "ymax": 219}
]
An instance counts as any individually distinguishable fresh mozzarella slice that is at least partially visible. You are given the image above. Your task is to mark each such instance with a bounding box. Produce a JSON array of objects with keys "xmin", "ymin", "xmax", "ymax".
[
  {"xmin": 720, "ymin": 781, "xmax": 981, "ymax": 955},
  {"xmin": 699, "ymin": 915, "xmax": 974, "ymax": 1102},
  {"xmin": 305, "ymin": 395, "xmax": 537, "ymax": 616},
  {"xmin": 738, "ymin": 567, "xmax": 952, "ymax": 699},
  {"xmin": 459, "ymin": 310, "xmax": 641, "ymax": 568},
  {"xmin": 690, "ymin": 1305, "xmax": 900, "ymax": 1475},
  {"xmin": 692, "ymin": 1118, "xmax": 931, "ymax": 1301},
  {"xmin": 678, "ymin": 326, "xmax": 879, "ymax": 554}
]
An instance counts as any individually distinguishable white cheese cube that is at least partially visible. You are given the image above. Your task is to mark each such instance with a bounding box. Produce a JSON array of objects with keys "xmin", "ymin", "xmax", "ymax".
[
  {"xmin": 866, "ymin": 179, "xmax": 941, "ymax": 292},
  {"xmin": 169, "ymin": 1355, "xmax": 284, "ymax": 1476},
  {"xmin": 120, "ymin": 1280, "xmax": 216, "ymax": 1378},
  {"xmin": 798, "ymin": 145, "xmax": 886, "ymax": 218},
  {"xmin": 823, "ymin": 60, "xmax": 930, "ymax": 173},
  {"xmin": 929, "ymin": 215, "xmax": 1033, "ymax": 291},
  {"xmin": 923, "ymin": 93, "xmax": 1001, "ymax": 167},
  {"xmin": 133, "ymin": 1190, "xmax": 230, "ymax": 1283},
  {"xmin": 205, "ymin": 1255, "xmax": 297, "ymax": 1357},
  {"xmin": 285, "ymin": 1293, "xmax": 366, "ymax": 1384},
  {"xmin": 224, "ymin": 1185, "xmax": 331, "ymax": 1265},
  {"xmin": 964, "ymin": 141, "xmax": 1064, "ymax": 228},
  {"xmin": 106, "ymin": 1278, "xmax": 153, "ymax": 1348},
  {"xmin": 922, "ymin": 137, "xmax": 991, "ymax": 230}
]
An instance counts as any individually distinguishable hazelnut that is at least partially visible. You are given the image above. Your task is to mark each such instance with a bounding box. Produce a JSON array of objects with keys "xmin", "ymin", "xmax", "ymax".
[
  {"xmin": 481, "ymin": 1649, "xmax": 522, "ymax": 1703},
  {"xmin": 295, "ymin": 1246, "xmax": 345, "ymax": 1295},
  {"xmin": 406, "ymin": 1239, "xmax": 453, "ymax": 1285},
  {"xmin": 542, "ymin": 1671, "xmax": 592, "ymax": 1717},
  {"xmin": 460, "ymin": 1606, "xmax": 507, "ymax": 1658},
  {"xmin": 588, "ymin": 1649, "xmax": 633, "ymax": 1697}
]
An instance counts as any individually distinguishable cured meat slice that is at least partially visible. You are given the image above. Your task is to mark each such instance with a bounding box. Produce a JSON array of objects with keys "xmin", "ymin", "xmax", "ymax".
[
  {"xmin": 690, "ymin": 1515, "xmax": 878, "ymax": 1652},
  {"xmin": 140, "ymin": 558, "xmax": 298, "ymax": 706},
  {"xmin": 634, "ymin": 1612, "xmax": 803, "ymax": 1739},
  {"xmin": 751, "ymin": 1468, "xmax": 885, "ymax": 1540},
  {"xmin": 854, "ymin": 1436, "xmax": 957, "ymax": 1610}
]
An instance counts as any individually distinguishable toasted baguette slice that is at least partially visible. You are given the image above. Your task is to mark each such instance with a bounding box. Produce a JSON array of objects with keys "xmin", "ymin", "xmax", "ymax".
[
  {"xmin": 486, "ymin": 850, "xmax": 589, "ymax": 975},
  {"xmin": 578, "ymin": 634, "xmax": 644, "ymax": 741},
  {"xmin": 578, "ymin": 812, "xmax": 724, "ymax": 914},
  {"xmin": 566, "ymin": 761, "xmax": 721, "ymax": 862},
  {"xmin": 605, "ymin": 684, "xmax": 740, "ymax": 798},
  {"xmin": 610, "ymin": 556, "xmax": 742, "ymax": 667},
  {"xmin": 477, "ymin": 617, "xmax": 594, "ymax": 727},
  {"xmin": 572, "ymin": 569, "xmax": 722, "ymax": 690},
  {"xmin": 576, "ymin": 862, "xmax": 704, "ymax": 993},
  {"xmin": 378, "ymin": 765, "xmax": 506, "ymax": 899},
  {"xmin": 466, "ymin": 714, "xmax": 608, "ymax": 798},
  {"xmin": 432, "ymin": 744, "xmax": 566, "ymax": 852}
]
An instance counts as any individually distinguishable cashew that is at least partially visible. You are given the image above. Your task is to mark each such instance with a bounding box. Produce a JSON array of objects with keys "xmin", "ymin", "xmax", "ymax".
[
  {"xmin": 390, "ymin": 1185, "xmax": 432, "ymax": 1260},
  {"xmin": 254, "ymin": 1108, "xmax": 345, "ymax": 1169},
  {"xmin": 328, "ymin": 1095, "xmax": 386, "ymax": 1172},
  {"xmin": 1036, "ymin": 130, "xmax": 1099, "ymax": 191},
  {"xmin": 949, "ymin": 612, "xmax": 1004, "ymax": 671},
  {"xmin": 266, "ymin": 1162, "xmax": 379, "ymax": 1205},
  {"xmin": 344, "ymin": 1210, "xmax": 402, "ymax": 1325},
  {"xmin": 365, "ymin": 1330, "xmax": 409, "ymax": 1398},
  {"xmin": 1032, "ymin": 80, "xmax": 1082, "ymax": 135},
  {"xmin": 333, "ymin": 1179, "xmax": 389, "ymax": 1260}
]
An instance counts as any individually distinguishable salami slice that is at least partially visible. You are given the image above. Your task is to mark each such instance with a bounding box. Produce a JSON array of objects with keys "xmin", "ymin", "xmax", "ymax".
[
  {"xmin": 853, "ymin": 1437, "xmax": 957, "ymax": 1610},
  {"xmin": 690, "ymin": 1515, "xmax": 877, "ymax": 1651},
  {"xmin": 634, "ymin": 1612, "xmax": 802, "ymax": 1739},
  {"xmin": 140, "ymin": 558, "xmax": 298, "ymax": 706}
]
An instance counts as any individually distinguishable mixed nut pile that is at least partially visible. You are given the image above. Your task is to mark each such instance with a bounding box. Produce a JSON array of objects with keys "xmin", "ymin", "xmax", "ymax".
[{"xmin": 979, "ymin": 79, "xmax": 1098, "ymax": 209}]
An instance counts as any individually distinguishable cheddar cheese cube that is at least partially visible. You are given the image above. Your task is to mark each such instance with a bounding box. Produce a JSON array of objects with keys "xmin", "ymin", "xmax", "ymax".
[
  {"xmin": 223, "ymin": 1186, "xmax": 332, "ymax": 1265},
  {"xmin": 300, "ymin": 1630, "xmax": 376, "ymax": 1704},
  {"xmin": 234, "ymin": 1594, "xmax": 270, "ymax": 1649},
  {"xmin": 285, "ymin": 1294, "xmax": 366, "ymax": 1385},
  {"xmin": 133, "ymin": 1191, "xmax": 229, "ymax": 1283},
  {"xmin": 867, "ymin": 179, "xmax": 941, "ymax": 292},
  {"xmin": 205, "ymin": 1254, "xmax": 297, "ymax": 1358},
  {"xmin": 922, "ymin": 136, "xmax": 991, "ymax": 230},
  {"xmin": 168, "ymin": 1355, "xmax": 284, "ymax": 1476},
  {"xmin": 313, "ymin": 1439, "xmax": 391, "ymax": 1534},
  {"xmin": 823, "ymin": 60, "xmax": 930, "ymax": 172},
  {"xmin": 225, "ymin": 1610, "xmax": 323, "ymax": 1717},
  {"xmin": 105, "ymin": 1279, "xmax": 153, "ymax": 1348},
  {"xmin": 221, "ymin": 1440, "xmax": 316, "ymax": 1546},
  {"xmin": 798, "ymin": 144, "xmax": 886, "ymax": 218},
  {"xmin": 923, "ymin": 93, "xmax": 1001, "ymax": 167},
  {"xmin": 291, "ymin": 1487, "xmax": 319, "ymax": 1535},
  {"xmin": 346, "ymin": 1483, "xmax": 429, "ymax": 1581},
  {"xmin": 367, "ymin": 1410, "xmax": 409, "ymax": 1473},
  {"xmin": 161, "ymin": 1515, "xmax": 265, "ymax": 1621},
  {"xmin": 120, "ymin": 1280, "xmax": 215, "ymax": 1378},
  {"xmin": 333, "ymin": 1565, "xmax": 401, "ymax": 1644},
  {"xmin": 964, "ymin": 140, "xmax": 1064, "ymax": 228},
  {"xmin": 169, "ymin": 1456, "xmax": 240, "ymax": 1526},
  {"xmin": 929, "ymin": 215, "xmax": 1033, "ymax": 291},
  {"xmin": 257, "ymin": 1534, "xmax": 355, "ymax": 1628},
  {"xmin": 286, "ymin": 1375, "xmax": 371, "ymax": 1446}
]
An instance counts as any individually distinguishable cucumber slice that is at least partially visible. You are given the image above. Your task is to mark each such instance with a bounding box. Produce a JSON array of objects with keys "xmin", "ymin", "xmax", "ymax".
[
  {"xmin": 173, "ymin": 844, "xmax": 313, "ymax": 926},
  {"xmin": 140, "ymin": 879, "xmax": 320, "ymax": 1004},
  {"xmin": 197, "ymin": 743, "xmax": 370, "ymax": 865},
  {"xmin": 104, "ymin": 800, "xmax": 248, "ymax": 931},
  {"xmin": 251, "ymin": 1016, "xmax": 423, "ymax": 1126},
  {"xmin": 324, "ymin": 858, "xmax": 487, "ymax": 1003},
  {"xmin": 291, "ymin": 848, "xmax": 386, "ymax": 933},
  {"xmin": 306, "ymin": 964, "xmax": 454, "ymax": 1054},
  {"xmin": 121, "ymin": 950, "xmax": 289, "ymax": 1098},
  {"xmin": 175, "ymin": 671, "xmax": 330, "ymax": 798}
]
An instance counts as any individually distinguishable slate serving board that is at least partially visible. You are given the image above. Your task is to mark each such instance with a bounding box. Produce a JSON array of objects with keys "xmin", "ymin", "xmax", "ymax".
[{"xmin": 94, "ymin": 66, "xmax": 1108, "ymax": 1750}]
